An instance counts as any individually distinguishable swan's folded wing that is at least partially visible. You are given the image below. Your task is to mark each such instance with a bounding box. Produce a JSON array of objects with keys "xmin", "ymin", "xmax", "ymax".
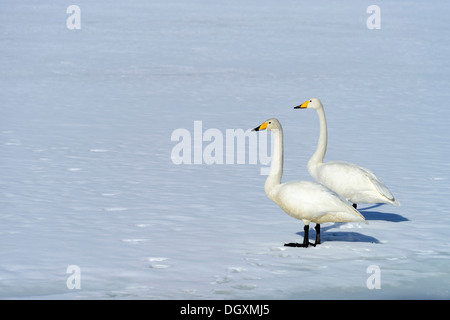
[
  {"xmin": 359, "ymin": 166, "xmax": 400, "ymax": 206},
  {"xmin": 319, "ymin": 161, "xmax": 400, "ymax": 206}
]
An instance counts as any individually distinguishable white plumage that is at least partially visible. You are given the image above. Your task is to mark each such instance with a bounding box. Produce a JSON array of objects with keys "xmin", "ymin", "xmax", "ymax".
[
  {"xmin": 295, "ymin": 98, "xmax": 400, "ymax": 208},
  {"xmin": 253, "ymin": 118, "xmax": 365, "ymax": 247}
]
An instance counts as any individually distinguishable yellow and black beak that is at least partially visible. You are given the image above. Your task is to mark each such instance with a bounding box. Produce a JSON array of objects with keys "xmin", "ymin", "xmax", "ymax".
[
  {"xmin": 252, "ymin": 122, "xmax": 268, "ymax": 131},
  {"xmin": 294, "ymin": 100, "xmax": 309, "ymax": 109}
]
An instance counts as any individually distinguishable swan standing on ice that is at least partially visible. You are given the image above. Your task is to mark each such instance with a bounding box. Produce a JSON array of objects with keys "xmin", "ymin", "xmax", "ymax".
[
  {"xmin": 294, "ymin": 98, "xmax": 400, "ymax": 209},
  {"xmin": 252, "ymin": 119, "xmax": 366, "ymax": 247}
]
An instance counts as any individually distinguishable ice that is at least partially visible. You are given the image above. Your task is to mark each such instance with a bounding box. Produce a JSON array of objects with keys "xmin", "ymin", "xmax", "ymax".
[{"xmin": 1, "ymin": 0, "xmax": 449, "ymax": 299}]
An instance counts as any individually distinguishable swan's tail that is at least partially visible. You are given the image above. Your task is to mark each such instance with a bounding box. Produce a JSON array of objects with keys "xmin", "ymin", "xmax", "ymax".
[
  {"xmin": 365, "ymin": 171, "xmax": 400, "ymax": 207},
  {"xmin": 350, "ymin": 205, "xmax": 368, "ymax": 224},
  {"xmin": 390, "ymin": 197, "xmax": 401, "ymax": 207}
]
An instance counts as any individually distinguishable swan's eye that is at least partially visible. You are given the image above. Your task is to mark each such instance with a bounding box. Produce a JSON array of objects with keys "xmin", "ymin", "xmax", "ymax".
[
  {"xmin": 268, "ymin": 121, "xmax": 271, "ymax": 124},
  {"xmin": 309, "ymin": 100, "xmax": 312, "ymax": 102}
]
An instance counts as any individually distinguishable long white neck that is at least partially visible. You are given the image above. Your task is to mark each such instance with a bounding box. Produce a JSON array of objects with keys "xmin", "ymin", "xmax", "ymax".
[
  {"xmin": 264, "ymin": 126, "xmax": 283, "ymax": 197},
  {"xmin": 308, "ymin": 104, "xmax": 327, "ymax": 175}
]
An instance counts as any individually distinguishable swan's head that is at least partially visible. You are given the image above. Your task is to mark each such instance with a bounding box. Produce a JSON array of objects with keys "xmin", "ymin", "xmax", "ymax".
[
  {"xmin": 252, "ymin": 118, "xmax": 281, "ymax": 132},
  {"xmin": 294, "ymin": 97, "xmax": 322, "ymax": 110}
]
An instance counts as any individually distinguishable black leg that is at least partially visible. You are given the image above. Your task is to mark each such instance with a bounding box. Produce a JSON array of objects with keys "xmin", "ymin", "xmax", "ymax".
[
  {"xmin": 302, "ymin": 225, "xmax": 310, "ymax": 246},
  {"xmin": 353, "ymin": 203, "xmax": 357, "ymax": 209},
  {"xmin": 314, "ymin": 224, "xmax": 320, "ymax": 245},
  {"xmin": 284, "ymin": 225, "xmax": 316, "ymax": 248}
]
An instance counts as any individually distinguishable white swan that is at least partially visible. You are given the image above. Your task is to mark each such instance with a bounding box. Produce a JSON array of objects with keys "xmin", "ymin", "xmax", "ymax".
[
  {"xmin": 252, "ymin": 118, "xmax": 366, "ymax": 247},
  {"xmin": 295, "ymin": 98, "xmax": 400, "ymax": 209}
]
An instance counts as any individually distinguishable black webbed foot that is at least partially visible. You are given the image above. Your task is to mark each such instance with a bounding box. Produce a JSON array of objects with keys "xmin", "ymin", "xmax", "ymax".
[
  {"xmin": 284, "ymin": 242, "xmax": 316, "ymax": 248},
  {"xmin": 284, "ymin": 225, "xmax": 317, "ymax": 248}
]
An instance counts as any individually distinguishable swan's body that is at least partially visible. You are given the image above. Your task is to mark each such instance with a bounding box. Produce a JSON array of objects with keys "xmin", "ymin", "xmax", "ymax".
[
  {"xmin": 269, "ymin": 180, "xmax": 367, "ymax": 224},
  {"xmin": 252, "ymin": 118, "xmax": 365, "ymax": 247},
  {"xmin": 295, "ymin": 98, "xmax": 400, "ymax": 208}
]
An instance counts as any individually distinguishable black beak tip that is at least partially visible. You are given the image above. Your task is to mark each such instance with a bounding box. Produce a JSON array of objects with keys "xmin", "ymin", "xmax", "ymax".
[{"xmin": 252, "ymin": 127, "xmax": 260, "ymax": 132}]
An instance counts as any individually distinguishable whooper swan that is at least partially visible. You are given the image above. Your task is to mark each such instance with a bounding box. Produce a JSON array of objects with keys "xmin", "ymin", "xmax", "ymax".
[
  {"xmin": 252, "ymin": 118, "xmax": 366, "ymax": 247},
  {"xmin": 295, "ymin": 98, "xmax": 400, "ymax": 209}
]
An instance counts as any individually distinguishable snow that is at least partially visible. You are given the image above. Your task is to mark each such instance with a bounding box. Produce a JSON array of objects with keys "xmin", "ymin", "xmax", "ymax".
[{"xmin": 1, "ymin": 0, "xmax": 449, "ymax": 299}]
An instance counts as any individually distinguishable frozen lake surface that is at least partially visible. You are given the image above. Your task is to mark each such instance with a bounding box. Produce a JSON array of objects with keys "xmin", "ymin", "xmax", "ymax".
[{"xmin": 1, "ymin": 0, "xmax": 449, "ymax": 299}]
